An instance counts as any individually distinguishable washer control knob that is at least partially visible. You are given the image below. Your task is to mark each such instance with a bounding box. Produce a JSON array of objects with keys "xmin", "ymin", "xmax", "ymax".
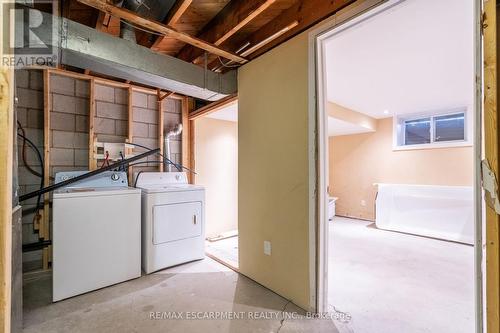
[
  {"xmin": 175, "ymin": 174, "xmax": 181, "ymax": 181},
  {"xmin": 111, "ymin": 173, "xmax": 120, "ymax": 181}
]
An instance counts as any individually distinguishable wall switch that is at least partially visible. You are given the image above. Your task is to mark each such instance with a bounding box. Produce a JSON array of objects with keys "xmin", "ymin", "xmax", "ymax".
[
  {"xmin": 361, "ymin": 200, "xmax": 366, "ymax": 207},
  {"xmin": 264, "ymin": 241, "xmax": 272, "ymax": 256}
]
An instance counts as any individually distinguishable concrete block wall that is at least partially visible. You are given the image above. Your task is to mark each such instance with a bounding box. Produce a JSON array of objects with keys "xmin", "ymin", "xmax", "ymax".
[
  {"xmin": 15, "ymin": 69, "xmax": 45, "ymax": 271},
  {"xmin": 132, "ymin": 91, "xmax": 160, "ymax": 172},
  {"xmin": 50, "ymin": 74, "xmax": 90, "ymax": 177},
  {"xmin": 15, "ymin": 70, "xmax": 185, "ymax": 271},
  {"xmin": 94, "ymin": 84, "xmax": 129, "ymax": 144}
]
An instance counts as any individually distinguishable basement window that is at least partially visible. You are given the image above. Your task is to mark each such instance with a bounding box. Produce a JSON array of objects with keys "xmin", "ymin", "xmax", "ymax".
[{"xmin": 395, "ymin": 109, "xmax": 467, "ymax": 149}]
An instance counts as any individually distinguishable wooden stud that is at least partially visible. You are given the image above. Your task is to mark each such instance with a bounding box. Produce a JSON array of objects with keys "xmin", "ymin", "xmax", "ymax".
[
  {"xmin": 38, "ymin": 67, "xmax": 184, "ymax": 100},
  {"xmin": 0, "ymin": 58, "xmax": 14, "ymax": 333},
  {"xmin": 77, "ymin": 0, "xmax": 247, "ymax": 63},
  {"xmin": 89, "ymin": 78, "xmax": 97, "ymax": 171},
  {"xmin": 484, "ymin": 1, "xmax": 500, "ymax": 332},
  {"xmin": 182, "ymin": 97, "xmax": 196, "ymax": 183},
  {"xmin": 158, "ymin": 90, "xmax": 165, "ymax": 172},
  {"xmin": 128, "ymin": 86, "xmax": 134, "ymax": 181},
  {"xmin": 42, "ymin": 70, "xmax": 51, "ymax": 269},
  {"xmin": 189, "ymin": 94, "xmax": 237, "ymax": 120},
  {"xmin": 181, "ymin": 97, "xmax": 189, "ymax": 177},
  {"xmin": 189, "ymin": 119, "xmax": 195, "ymax": 184}
]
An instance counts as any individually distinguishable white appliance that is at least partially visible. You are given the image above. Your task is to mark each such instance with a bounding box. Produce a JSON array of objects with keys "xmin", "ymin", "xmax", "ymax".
[
  {"xmin": 135, "ymin": 172, "xmax": 205, "ymax": 274},
  {"xmin": 328, "ymin": 197, "xmax": 338, "ymax": 221},
  {"xmin": 52, "ymin": 171, "xmax": 141, "ymax": 302},
  {"xmin": 376, "ymin": 183, "xmax": 474, "ymax": 244}
]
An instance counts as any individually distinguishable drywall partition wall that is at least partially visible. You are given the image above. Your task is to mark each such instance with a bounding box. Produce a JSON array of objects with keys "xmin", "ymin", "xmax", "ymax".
[
  {"xmin": 329, "ymin": 117, "xmax": 474, "ymax": 220},
  {"xmin": 238, "ymin": 31, "xmax": 312, "ymax": 310},
  {"xmin": 15, "ymin": 69, "xmax": 45, "ymax": 271},
  {"xmin": 194, "ymin": 117, "xmax": 238, "ymax": 238}
]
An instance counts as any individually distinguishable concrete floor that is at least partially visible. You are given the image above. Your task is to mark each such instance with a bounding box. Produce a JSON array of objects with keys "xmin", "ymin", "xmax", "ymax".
[
  {"xmin": 329, "ymin": 217, "xmax": 475, "ymax": 333},
  {"xmin": 23, "ymin": 257, "xmax": 339, "ymax": 333},
  {"xmin": 205, "ymin": 236, "xmax": 239, "ymax": 269}
]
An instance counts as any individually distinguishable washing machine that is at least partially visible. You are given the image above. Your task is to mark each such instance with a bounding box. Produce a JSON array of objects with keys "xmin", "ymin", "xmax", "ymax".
[
  {"xmin": 135, "ymin": 172, "xmax": 205, "ymax": 274},
  {"xmin": 52, "ymin": 171, "xmax": 141, "ymax": 302}
]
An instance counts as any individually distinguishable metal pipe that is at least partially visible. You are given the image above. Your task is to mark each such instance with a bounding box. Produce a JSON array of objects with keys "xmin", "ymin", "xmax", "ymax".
[
  {"xmin": 19, "ymin": 148, "xmax": 159, "ymax": 202},
  {"xmin": 164, "ymin": 124, "xmax": 182, "ymax": 172}
]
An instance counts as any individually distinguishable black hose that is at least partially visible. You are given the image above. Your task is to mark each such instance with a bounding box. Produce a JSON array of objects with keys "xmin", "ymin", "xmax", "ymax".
[
  {"xmin": 126, "ymin": 142, "xmax": 195, "ymax": 174},
  {"xmin": 23, "ymin": 240, "xmax": 52, "ymax": 252},
  {"xmin": 19, "ymin": 148, "xmax": 160, "ymax": 202}
]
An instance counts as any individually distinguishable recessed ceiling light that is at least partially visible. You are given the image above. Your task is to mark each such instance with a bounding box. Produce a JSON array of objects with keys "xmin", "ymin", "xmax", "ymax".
[{"xmin": 383, "ymin": 110, "xmax": 390, "ymax": 115}]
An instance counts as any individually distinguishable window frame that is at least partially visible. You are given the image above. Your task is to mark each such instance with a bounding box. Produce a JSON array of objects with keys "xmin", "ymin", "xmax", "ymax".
[{"xmin": 393, "ymin": 108, "xmax": 471, "ymax": 151}]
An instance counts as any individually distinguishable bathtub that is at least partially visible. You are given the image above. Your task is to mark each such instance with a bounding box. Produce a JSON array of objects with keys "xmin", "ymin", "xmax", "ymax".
[{"xmin": 375, "ymin": 183, "xmax": 474, "ymax": 244}]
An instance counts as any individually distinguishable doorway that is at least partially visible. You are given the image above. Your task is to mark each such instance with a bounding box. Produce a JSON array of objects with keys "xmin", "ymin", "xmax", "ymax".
[
  {"xmin": 313, "ymin": 0, "xmax": 482, "ymax": 332},
  {"xmin": 193, "ymin": 101, "xmax": 239, "ymax": 270}
]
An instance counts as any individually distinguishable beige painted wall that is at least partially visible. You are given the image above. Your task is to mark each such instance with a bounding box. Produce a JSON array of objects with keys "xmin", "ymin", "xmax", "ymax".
[
  {"xmin": 194, "ymin": 117, "xmax": 238, "ymax": 238},
  {"xmin": 329, "ymin": 117, "xmax": 474, "ymax": 221},
  {"xmin": 238, "ymin": 31, "xmax": 312, "ymax": 310}
]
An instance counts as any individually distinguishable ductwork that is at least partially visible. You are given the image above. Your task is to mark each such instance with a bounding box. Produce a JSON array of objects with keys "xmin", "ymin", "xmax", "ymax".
[{"xmin": 19, "ymin": 11, "xmax": 237, "ymax": 101}]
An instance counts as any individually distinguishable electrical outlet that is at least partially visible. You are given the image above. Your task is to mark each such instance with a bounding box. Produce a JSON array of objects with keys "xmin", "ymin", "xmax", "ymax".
[
  {"xmin": 264, "ymin": 241, "xmax": 272, "ymax": 256},
  {"xmin": 361, "ymin": 200, "xmax": 366, "ymax": 207}
]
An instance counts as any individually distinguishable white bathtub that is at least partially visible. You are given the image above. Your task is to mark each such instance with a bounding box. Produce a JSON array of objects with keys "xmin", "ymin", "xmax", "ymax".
[{"xmin": 375, "ymin": 184, "xmax": 474, "ymax": 244}]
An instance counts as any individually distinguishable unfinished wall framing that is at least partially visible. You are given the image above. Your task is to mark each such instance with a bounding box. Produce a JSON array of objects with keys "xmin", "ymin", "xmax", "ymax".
[{"xmin": 15, "ymin": 67, "xmax": 191, "ymax": 271}]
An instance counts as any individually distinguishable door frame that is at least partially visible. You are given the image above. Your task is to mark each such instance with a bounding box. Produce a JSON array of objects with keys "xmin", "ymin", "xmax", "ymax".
[{"xmin": 308, "ymin": 1, "xmax": 485, "ymax": 332}]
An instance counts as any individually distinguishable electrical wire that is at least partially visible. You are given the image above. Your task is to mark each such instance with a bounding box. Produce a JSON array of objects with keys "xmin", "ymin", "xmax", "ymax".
[
  {"xmin": 17, "ymin": 122, "xmax": 43, "ymax": 178},
  {"xmin": 217, "ymin": 56, "xmax": 240, "ymax": 68},
  {"xmin": 100, "ymin": 151, "xmax": 110, "ymax": 168},
  {"xmin": 134, "ymin": 170, "xmax": 144, "ymax": 188},
  {"xmin": 16, "ymin": 121, "xmax": 44, "ymax": 233}
]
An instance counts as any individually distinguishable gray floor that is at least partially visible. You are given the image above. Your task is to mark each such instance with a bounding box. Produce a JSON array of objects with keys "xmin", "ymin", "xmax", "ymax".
[
  {"xmin": 23, "ymin": 257, "xmax": 340, "ymax": 333},
  {"xmin": 205, "ymin": 236, "xmax": 239, "ymax": 269},
  {"xmin": 329, "ymin": 217, "xmax": 475, "ymax": 333}
]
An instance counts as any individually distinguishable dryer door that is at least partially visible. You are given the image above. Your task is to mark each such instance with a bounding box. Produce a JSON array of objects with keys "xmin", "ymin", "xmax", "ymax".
[{"xmin": 152, "ymin": 201, "xmax": 202, "ymax": 244}]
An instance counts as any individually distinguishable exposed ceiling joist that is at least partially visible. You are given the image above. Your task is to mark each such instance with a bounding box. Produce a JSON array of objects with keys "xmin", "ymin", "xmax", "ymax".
[
  {"xmin": 176, "ymin": 0, "xmax": 277, "ymax": 64},
  {"xmin": 189, "ymin": 94, "xmax": 238, "ymax": 120},
  {"xmin": 77, "ymin": 0, "xmax": 248, "ymax": 64},
  {"xmin": 220, "ymin": 0, "xmax": 355, "ymax": 62},
  {"xmin": 151, "ymin": 0, "xmax": 193, "ymax": 50}
]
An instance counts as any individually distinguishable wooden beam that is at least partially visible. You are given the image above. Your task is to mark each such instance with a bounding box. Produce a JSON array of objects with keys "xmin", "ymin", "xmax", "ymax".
[
  {"xmin": 158, "ymin": 91, "xmax": 174, "ymax": 101},
  {"xmin": 484, "ymin": 1, "xmax": 500, "ymax": 332},
  {"xmin": 189, "ymin": 119, "xmax": 195, "ymax": 184},
  {"xmin": 176, "ymin": 0, "xmax": 276, "ymax": 63},
  {"xmin": 189, "ymin": 94, "xmax": 237, "ymax": 120},
  {"xmin": 0, "ymin": 60, "xmax": 14, "ymax": 333},
  {"xmin": 42, "ymin": 70, "xmax": 51, "ymax": 269},
  {"xmin": 77, "ymin": 0, "xmax": 247, "ymax": 63},
  {"xmin": 220, "ymin": 0, "xmax": 355, "ymax": 61},
  {"xmin": 151, "ymin": 0, "xmax": 192, "ymax": 50},
  {"xmin": 127, "ymin": 86, "xmax": 134, "ymax": 179},
  {"xmin": 89, "ymin": 78, "xmax": 97, "ymax": 171},
  {"xmin": 158, "ymin": 89, "xmax": 165, "ymax": 172}
]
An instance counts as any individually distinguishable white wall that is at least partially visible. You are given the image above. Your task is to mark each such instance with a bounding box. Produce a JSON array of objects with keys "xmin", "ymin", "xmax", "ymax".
[{"xmin": 195, "ymin": 117, "xmax": 238, "ymax": 238}]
